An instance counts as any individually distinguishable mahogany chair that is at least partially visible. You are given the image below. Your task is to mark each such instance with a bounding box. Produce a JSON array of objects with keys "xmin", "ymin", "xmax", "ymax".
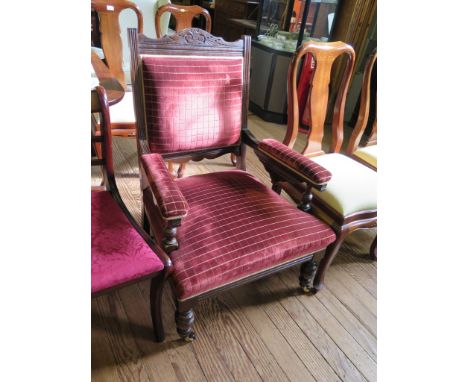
[
  {"xmin": 128, "ymin": 28, "xmax": 337, "ymax": 341},
  {"xmin": 346, "ymin": 49, "xmax": 377, "ymax": 171},
  {"xmin": 155, "ymin": 4, "xmax": 212, "ymax": 38},
  {"xmin": 266, "ymin": 41, "xmax": 377, "ymax": 293},
  {"xmin": 92, "ymin": 0, "xmax": 143, "ymax": 138},
  {"xmin": 91, "ymin": 85, "xmax": 171, "ymax": 342}
]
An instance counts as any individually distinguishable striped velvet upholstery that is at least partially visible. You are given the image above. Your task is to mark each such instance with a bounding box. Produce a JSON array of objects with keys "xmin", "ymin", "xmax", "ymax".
[
  {"xmin": 258, "ymin": 138, "xmax": 332, "ymax": 185},
  {"xmin": 170, "ymin": 170, "xmax": 336, "ymax": 300},
  {"xmin": 141, "ymin": 55, "xmax": 243, "ymax": 154}
]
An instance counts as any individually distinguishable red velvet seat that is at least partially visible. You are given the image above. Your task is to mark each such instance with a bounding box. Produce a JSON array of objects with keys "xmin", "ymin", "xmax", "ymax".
[
  {"xmin": 91, "ymin": 191, "xmax": 164, "ymax": 294},
  {"xmin": 170, "ymin": 171, "xmax": 336, "ymax": 300}
]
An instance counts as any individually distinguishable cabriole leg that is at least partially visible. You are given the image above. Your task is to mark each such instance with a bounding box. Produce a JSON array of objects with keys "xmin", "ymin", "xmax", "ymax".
[{"xmin": 313, "ymin": 233, "xmax": 346, "ymax": 293}]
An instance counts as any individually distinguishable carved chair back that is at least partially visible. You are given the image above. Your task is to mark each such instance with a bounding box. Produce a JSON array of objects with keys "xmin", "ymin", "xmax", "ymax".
[
  {"xmin": 129, "ymin": 28, "xmax": 250, "ymax": 162},
  {"xmin": 155, "ymin": 4, "xmax": 212, "ymax": 38},
  {"xmin": 91, "ymin": 0, "xmax": 143, "ymax": 90},
  {"xmin": 284, "ymin": 41, "xmax": 355, "ymax": 158},
  {"xmin": 346, "ymin": 49, "xmax": 377, "ymax": 155}
]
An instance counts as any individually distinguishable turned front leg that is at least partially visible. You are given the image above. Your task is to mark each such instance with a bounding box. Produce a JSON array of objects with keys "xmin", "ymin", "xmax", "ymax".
[{"xmin": 175, "ymin": 308, "xmax": 196, "ymax": 342}]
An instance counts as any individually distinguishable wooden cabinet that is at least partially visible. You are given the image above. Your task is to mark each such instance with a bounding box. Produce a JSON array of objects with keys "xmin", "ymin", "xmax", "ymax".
[{"xmin": 213, "ymin": 0, "xmax": 259, "ymax": 41}]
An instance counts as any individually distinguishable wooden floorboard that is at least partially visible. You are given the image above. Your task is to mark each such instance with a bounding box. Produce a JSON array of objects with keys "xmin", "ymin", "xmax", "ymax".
[{"xmin": 92, "ymin": 115, "xmax": 377, "ymax": 382}]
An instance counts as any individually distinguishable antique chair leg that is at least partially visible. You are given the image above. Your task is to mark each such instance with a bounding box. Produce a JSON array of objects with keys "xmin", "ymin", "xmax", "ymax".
[
  {"xmin": 235, "ymin": 144, "xmax": 247, "ymax": 171},
  {"xmin": 177, "ymin": 163, "xmax": 186, "ymax": 178},
  {"xmin": 313, "ymin": 232, "xmax": 346, "ymax": 293},
  {"xmin": 370, "ymin": 236, "xmax": 377, "ymax": 260},
  {"xmin": 175, "ymin": 307, "xmax": 196, "ymax": 342},
  {"xmin": 230, "ymin": 153, "xmax": 237, "ymax": 166},
  {"xmin": 150, "ymin": 274, "xmax": 166, "ymax": 342},
  {"xmin": 142, "ymin": 207, "xmax": 150, "ymax": 235},
  {"xmin": 299, "ymin": 258, "xmax": 318, "ymax": 293}
]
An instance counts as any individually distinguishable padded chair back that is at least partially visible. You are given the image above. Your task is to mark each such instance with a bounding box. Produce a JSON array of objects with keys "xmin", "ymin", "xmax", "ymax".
[
  {"xmin": 129, "ymin": 28, "xmax": 250, "ymax": 158},
  {"xmin": 346, "ymin": 49, "xmax": 377, "ymax": 155},
  {"xmin": 284, "ymin": 41, "xmax": 355, "ymax": 157},
  {"xmin": 155, "ymin": 4, "xmax": 212, "ymax": 38}
]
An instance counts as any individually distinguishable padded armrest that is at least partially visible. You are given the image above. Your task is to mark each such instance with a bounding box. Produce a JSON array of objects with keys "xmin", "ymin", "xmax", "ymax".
[
  {"xmin": 257, "ymin": 139, "xmax": 332, "ymax": 186},
  {"xmin": 140, "ymin": 153, "xmax": 189, "ymax": 220}
]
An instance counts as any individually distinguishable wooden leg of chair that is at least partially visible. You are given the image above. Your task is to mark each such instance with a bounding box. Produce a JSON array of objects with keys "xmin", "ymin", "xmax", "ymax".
[
  {"xmin": 370, "ymin": 236, "xmax": 377, "ymax": 261},
  {"xmin": 175, "ymin": 307, "xmax": 196, "ymax": 342},
  {"xmin": 313, "ymin": 232, "xmax": 346, "ymax": 293},
  {"xmin": 299, "ymin": 257, "xmax": 318, "ymax": 293},
  {"xmin": 235, "ymin": 144, "xmax": 247, "ymax": 171},
  {"xmin": 142, "ymin": 207, "xmax": 150, "ymax": 235},
  {"xmin": 230, "ymin": 153, "xmax": 237, "ymax": 166},
  {"xmin": 150, "ymin": 274, "xmax": 165, "ymax": 342},
  {"xmin": 177, "ymin": 163, "xmax": 187, "ymax": 178}
]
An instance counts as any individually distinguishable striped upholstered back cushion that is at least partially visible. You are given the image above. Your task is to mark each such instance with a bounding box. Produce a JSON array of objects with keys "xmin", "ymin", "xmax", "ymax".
[{"xmin": 140, "ymin": 55, "xmax": 243, "ymax": 154}]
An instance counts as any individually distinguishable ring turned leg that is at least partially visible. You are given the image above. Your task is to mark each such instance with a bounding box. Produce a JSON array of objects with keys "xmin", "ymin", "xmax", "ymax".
[
  {"xmin": 313, "ymin": 232, "xmax": 346, "ymax": 293},
  {"xmin": 299, "ymin": 259, "xmax": 318, "ymax": 293},
  {"xmin": 175, "ymin": 308, "xmax": 196, "ymax": 342},
  {"xmin": 150, "ymin": 274, "xmax": 165, "ymax": 342},
  {"xmin": 370, "ymin": 236, "xmax": 377, "ymax": 261}
]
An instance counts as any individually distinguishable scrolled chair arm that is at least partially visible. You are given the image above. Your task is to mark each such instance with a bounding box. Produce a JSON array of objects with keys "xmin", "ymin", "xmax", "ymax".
[
  {"xmin": 140, "ymin": 153, "xmax": 189, "ymax": 221},
  {"xmin": 257, "ymin": 139, "xmax": 332, "ymax": 190}
]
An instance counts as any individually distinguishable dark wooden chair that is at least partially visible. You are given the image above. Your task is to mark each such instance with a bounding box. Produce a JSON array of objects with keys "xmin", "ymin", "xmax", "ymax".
[
  {"xmin": 91, "ymin": 85, "xmax": 171, "ymax": 342},
  {"xmin": 346, "ymin": 49, "xmax": 377, "ymax": 171},
  {"xmin": 267, "ymin": 41, "xmax": 377, "ymax": 293},
  {"xmin": 128, "ymin": 28, "xmax": 338, "ymax": 341}
]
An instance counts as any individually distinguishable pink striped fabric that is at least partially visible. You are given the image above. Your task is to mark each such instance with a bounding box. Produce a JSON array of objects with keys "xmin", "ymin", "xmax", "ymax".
[
  {"xmin": 141, "ymin": 56, "xmax": 243, "ymax": 154},
  {"xmin": 258, "ymin": 139, "xmax": 332, "ymax": 185},
  {"xmin": 141, "ymin": 153, "xmax": 189, "ymax": 219},
  {"xmin": 170, "ymin": 170, "xmax": 336, "ymax": 300}
]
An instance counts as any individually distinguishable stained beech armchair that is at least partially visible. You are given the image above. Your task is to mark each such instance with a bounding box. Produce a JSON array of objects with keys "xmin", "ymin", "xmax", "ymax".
[
  {"xmin": 262, "ymin": 41, "xmax": 377, "ymax": 293},
  {"xmin": 128, "ymin": 28, "xmax": 337, "ymax": 341},
  {"xmin": 346, "ymin": 49, "xmax": 377, "ymax": 171},
  {"xmin": 91, "ymin": 85, "xmax": 171, "ymax": 342}
]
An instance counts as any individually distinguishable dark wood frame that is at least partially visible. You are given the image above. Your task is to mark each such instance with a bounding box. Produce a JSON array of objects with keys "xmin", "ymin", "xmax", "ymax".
[
  {"xmin": 270, "ymin": 40, "xmax": 377, "ymax": 292},
  {"xmin": 346, "ymin": 49, "xmax": 377, "ymax": 171},
  {"xmin": 91, "ymin": 85, "xmax": 172, "ymax": 342},
  {"xmin": 128, "ymin": 28, "xmax": 332, "ymax": 341}
]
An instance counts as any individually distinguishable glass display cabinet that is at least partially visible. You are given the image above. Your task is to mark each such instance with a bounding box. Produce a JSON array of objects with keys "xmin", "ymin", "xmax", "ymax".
[{"xmin": 249, "ymin": 0, "xmax": 341, "ymax": 123}]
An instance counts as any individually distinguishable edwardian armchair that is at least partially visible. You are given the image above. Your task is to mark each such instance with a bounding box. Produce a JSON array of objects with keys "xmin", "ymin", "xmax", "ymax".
[
  {"xmin": 346, "ymin": 49, "xmax": 377, "ymax": 171},
  {"xmin": 264, "ymin": 41, "xmax": 377, "ymax": 293},
  {"xmin": 128, "ymin": 28, "xmax": 337, "ymax": 341},
  {"xmin": 91, "ymin": 85, "xmax": 170, "ymax": 342}
]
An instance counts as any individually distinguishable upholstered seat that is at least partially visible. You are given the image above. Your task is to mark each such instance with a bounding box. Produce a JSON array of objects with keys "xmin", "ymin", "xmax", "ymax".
[
  {"xmin": 169, "ymin": 170, "xmax": 336, "ymax": 300},
  {"xmin": 353, "ymin": 145, "xmax": 377, "ymax": 169},
  {"xmin": 108, "ymin": 92, "xmax": 136, "ymax": 124},
  {"xmin": 91, "ymin": 191, "xmax": 164, "ymax": 294},
  {"xmin": 310, "ymin": 153, "xmax": 377, "ymax": 216}
]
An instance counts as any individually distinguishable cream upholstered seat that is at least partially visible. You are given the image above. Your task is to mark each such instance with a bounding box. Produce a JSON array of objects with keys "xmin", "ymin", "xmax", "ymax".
[
  {"xmin": 310, "ymin": 153, "xmax": 377, "ymax": 216},
  {"xmin": 353, "ymin": 145, "xmax": 377, "ymax": 170}
]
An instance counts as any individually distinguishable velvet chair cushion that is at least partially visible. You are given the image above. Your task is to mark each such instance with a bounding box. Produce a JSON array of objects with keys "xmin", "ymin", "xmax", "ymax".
[
  {"xmin": 354, "ymin": 145, "xmax": 377, "ymax": 169},
  {"xmin": 91, "ymin": 191, "xmax": 164, "ymax": 294},
  {"xmin": 141, "ymin": 153, "xmax": 189, "ymax": 219},
  {"xmin": 258, "ymin": 138, "xmax": 332, "ymax": 185},
  {"xmin": 169, "ymin": 170, "xmax": 336, "ymax": 300},
  {"xmin": 310, "ymin": 153, "xmax": 377, "ymax": 216},
  {"xmin": 140, "ymin": 55, "xmax": 243, "ymax": 153}
]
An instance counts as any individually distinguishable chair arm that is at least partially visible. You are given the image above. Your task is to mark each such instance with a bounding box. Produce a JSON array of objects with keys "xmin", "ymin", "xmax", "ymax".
[
  {"xmin": 257, "ymin": 139, "xmax": 332, "ymax": 188},
  {"xmin": 140, "ymin": 153, "xmax": 189, "ymax": 220}
]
